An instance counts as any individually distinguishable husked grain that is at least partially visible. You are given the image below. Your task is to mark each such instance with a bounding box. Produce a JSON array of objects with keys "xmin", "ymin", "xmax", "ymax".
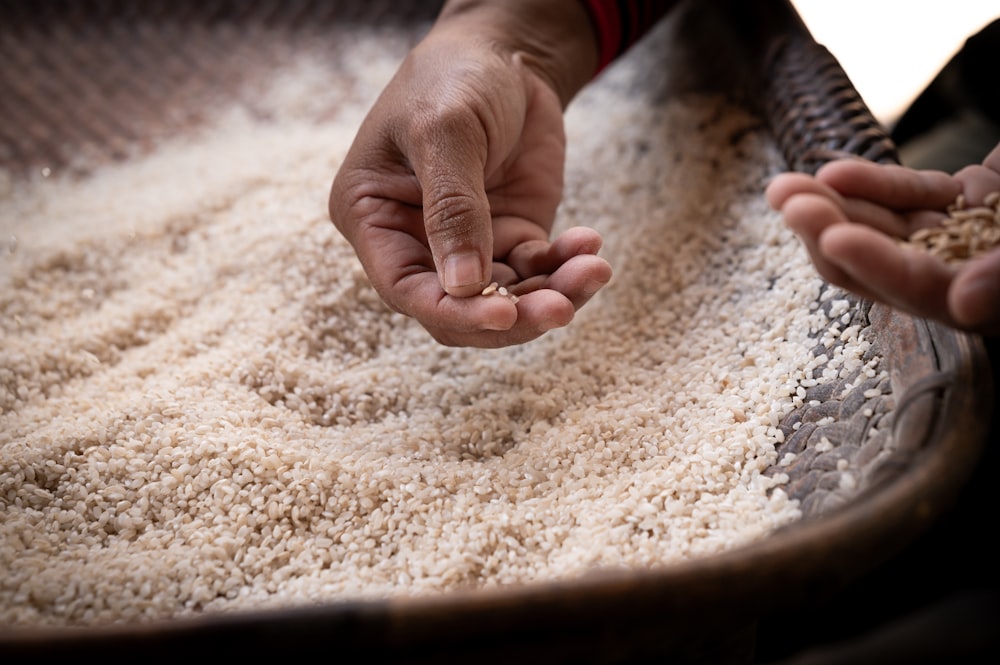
[
  {"xmin": 903, "ymin": 190, "xmax": 1000, "ymax": 262},
  {"xmin": 481, "ymin": 281, "xmax": 519, "ymax": 304},
  {"xmin": 0, "ymin": 24, "xmax": 877, "ymax": 629}
]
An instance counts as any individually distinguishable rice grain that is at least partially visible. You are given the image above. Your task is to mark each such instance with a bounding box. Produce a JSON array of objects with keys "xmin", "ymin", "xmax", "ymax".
[{"xmin": 903, "ymin": 190, "xmax": 1000, "ymax": 262}]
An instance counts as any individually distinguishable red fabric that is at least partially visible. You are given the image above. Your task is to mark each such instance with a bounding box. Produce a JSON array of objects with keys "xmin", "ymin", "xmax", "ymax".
[
  {"xmin": 579, "ymin": 0, "xmax": 675, "ymax": 75},
  {"xmin": 580, "ymin": 0, "xmax": 622, "ymax": 74}
]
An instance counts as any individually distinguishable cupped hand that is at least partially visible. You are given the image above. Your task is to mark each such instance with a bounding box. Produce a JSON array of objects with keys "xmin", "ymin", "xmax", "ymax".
[
  {"xmin": 328, "ymin": 10, "xmax": 610, "ymax": 348},
  {"xmin": 766, "ymin": 145, "xmax": 1000, "ymax": 335}
]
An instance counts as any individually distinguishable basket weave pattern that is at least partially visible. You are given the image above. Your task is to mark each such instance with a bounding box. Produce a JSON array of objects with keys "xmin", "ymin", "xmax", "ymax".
[
  {"xmin": 0, "ymin": 0, "xmax": 440, "ymax": 175},
  {"xmin": 763, "ymin": 35, "xmax": 901, "ymax": 174}
]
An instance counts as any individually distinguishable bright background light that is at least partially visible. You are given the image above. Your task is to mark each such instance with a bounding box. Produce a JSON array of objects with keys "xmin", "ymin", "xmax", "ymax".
[{"xmin": 790, "ymin": 1, "xmax": 997, "ymax": 126}]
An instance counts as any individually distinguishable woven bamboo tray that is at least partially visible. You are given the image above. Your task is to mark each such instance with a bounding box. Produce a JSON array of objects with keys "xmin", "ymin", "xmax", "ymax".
[{"xmin": 0, "ymin": 0, "xmax": 992, "ymax": 663}]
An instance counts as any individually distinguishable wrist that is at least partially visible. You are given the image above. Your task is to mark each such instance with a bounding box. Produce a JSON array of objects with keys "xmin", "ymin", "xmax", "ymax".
[{"xmin": 435, "ymin": 0, "xmax": 599, "ymax": 108}]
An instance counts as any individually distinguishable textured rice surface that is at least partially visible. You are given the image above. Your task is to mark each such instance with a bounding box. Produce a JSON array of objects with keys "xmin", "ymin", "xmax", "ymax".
[{"xmin": 0, "ymin": 25, "xmax": 879, "ymax": 628}]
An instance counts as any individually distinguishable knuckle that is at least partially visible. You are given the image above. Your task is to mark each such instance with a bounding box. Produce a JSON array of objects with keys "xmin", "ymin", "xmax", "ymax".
[
  {"xmin": 423, "ymin": 191, "xmax": 481, "ymax": 239},
  {"xmin": 406, "ymin": 97, "xmax": 479, "ymax": 147}
]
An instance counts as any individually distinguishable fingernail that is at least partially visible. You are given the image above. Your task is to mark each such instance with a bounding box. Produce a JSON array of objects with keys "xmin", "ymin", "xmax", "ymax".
[
  {"xmin": 443, "ymin": 252, "xmax": 483, "ymax": 290},
  {"xmin": 583, "ymin": 278, "xmax": 608, "ymax": 298}
]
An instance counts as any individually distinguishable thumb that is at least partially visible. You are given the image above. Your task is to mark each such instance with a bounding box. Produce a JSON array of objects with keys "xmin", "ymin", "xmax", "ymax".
[
  {"xmin": 411, "ymin": 127, "xmax": 494, "ymax": 298},
  {"xmin": 949, "ymin": 250, "xmax": 1000, "ymax": 333}
]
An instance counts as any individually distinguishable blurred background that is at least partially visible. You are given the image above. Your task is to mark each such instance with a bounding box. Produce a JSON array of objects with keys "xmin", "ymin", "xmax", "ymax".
[{"xmin": 791, "ymin": 0, "xmax": 997, "ymax": 127}]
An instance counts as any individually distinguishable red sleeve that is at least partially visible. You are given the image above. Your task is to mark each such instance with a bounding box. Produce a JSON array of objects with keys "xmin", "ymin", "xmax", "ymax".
[{"xmin": 579, "ymin": 0, "xmax": 678, "ymax": 74}]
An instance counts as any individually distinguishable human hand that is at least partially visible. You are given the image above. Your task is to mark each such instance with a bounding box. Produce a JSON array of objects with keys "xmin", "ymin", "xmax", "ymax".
[
  {"xmin": 766, "ymin": 144, "xmax": 1000, "ymax": 335},
  {"xmin": 328, "ymin": 1, "xmax": 611, "ymax": 347}
]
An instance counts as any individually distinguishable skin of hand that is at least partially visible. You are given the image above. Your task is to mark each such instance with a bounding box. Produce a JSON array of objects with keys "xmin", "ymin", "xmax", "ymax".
[
  {"xmin": 766, "ymin": 143, "xmax": 1000, "ymax": 336},
  {"xmin": 328, "ymin": 0, "xmax": 612, "ymax": 347}
]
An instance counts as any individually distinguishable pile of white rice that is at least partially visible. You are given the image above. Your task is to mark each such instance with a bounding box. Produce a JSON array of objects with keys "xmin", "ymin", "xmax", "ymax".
[{"xmin": 0, "ymin": 24, "xmax": 879, "ymax": 628}]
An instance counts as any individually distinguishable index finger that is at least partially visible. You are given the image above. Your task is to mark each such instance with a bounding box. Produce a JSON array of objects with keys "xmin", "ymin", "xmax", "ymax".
[{"xmin": 815, "ymin": 158, "xmax": 960, "ymax": 212}]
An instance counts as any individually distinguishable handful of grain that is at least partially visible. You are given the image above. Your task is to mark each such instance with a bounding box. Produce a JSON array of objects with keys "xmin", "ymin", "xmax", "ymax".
[{"xmin": 904, "ymin": 191, "xmax": 1000, "ymax": 263}]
